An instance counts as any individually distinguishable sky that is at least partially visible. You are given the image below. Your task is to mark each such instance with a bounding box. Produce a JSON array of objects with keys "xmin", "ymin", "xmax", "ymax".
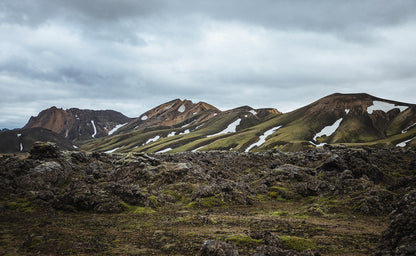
[{"xmin": 1, "ymin": 0, "xmax": 416, "ymax": 128}]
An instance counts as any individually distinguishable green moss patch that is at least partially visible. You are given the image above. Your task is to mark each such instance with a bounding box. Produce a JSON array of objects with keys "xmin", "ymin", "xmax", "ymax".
[
  {"xmin": 226, "ymin": 234, "xmax": 262, "ymax": 246},
  {"xmin": 120, "ymin": 202, "xmax": 156, "ymax": 214},
  {"xmin": 280, "ymin": 235, "xmax": 317, "ymax": 252}
]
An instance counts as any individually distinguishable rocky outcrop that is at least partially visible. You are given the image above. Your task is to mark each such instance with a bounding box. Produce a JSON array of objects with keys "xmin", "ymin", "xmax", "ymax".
[{"xmin": 374, "ymin": 190, "xmax": 416, "ymax": 256}]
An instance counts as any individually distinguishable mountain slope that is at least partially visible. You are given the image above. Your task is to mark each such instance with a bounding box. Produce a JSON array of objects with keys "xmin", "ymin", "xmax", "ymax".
[
  {"xmin": 0, "ymin": 127, "xmax": 75, "ymax": 153},
  {"xmin": 233, "ymin": 93, "xmax": 416, "ymax": 151},
  {"xmin": 81, "ymin": 93, "xmax": 415, "ymax": 153},
  {"xmin": 115, "ymin": 99, "xmax": 221, "ymax": 134},
  {"xmin": 24, "ymin": 107, "xmax": 133, "ymax": 141},
  {"xmin": 80, "ymin": 104, "xmax": 281, "ymax": 153}
]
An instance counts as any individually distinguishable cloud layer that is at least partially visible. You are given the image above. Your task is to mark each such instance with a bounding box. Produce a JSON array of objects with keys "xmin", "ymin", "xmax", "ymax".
[{"xmin": 1, "ymin": 0, "xmax": 416, "ymax": 128}]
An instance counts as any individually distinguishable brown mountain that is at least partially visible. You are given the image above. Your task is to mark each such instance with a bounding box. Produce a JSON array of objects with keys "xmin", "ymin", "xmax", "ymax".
[
  {"xmin": 116, "ymin": 99, "xmax": 221, "ymax": 134},
  {"xmin": 23, "ymin": 107, "xmax": 133, "ymax": 141}
]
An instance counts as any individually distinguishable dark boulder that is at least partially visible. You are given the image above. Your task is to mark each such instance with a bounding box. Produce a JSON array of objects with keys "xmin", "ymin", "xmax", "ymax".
[
  {"xmin": 198, "ymin": 240, "xmax": 239, "ymax": 256},
  {"xmin": 30, "ymin": 142, "xmax": 61, "ymax": 159}
]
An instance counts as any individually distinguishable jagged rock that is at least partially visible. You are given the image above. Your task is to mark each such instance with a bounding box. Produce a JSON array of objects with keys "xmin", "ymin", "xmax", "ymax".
[
  {"xmin": 359, "ymin": 189, "xmax": 396, "ymax": 215},
  {"xmin": 30, "ymin": 142, "xmax": 61, "ymax": 159},
  {"xmin": 295, "ymin": 180, "xmax": 334, "ymax": 197},
  {"xmin": 198, "ymin": 240, "xmax": 239, "ymax": 256},
  {"xmin": 105, "ymin": 182, "xmax": 147, "ymax": 206},
  {"xmin": 32, "ymin": 161, "xmax": 68, "ymax": 186},
  {"xmin": 317, "ymin": 154, "xmax": 347, "ymax": 173},
  {"xmin": 374, "ymin": 190, "xmax": 416, "ymax": 256},
  {"xmin": 71, "ymin": 151, "xmax": 88, "ymax": 163}
]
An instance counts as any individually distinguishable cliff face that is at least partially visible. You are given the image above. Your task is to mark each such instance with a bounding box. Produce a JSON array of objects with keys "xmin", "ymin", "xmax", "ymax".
[{"xmin": 24, "ymin": 107, "xmax": 133, "ymax": 141}]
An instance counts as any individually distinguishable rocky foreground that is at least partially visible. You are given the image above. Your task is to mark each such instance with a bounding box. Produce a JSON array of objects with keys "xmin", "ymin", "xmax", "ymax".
[{"xmin": 1, "ymin": 142, "xmax": 415, "ymax": 255}]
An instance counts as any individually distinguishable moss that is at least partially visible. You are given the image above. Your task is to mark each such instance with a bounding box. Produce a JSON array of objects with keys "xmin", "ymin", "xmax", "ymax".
[
  {"xmin": 269, "ymin": 186, "xmax": 288, "ymax": 192},
  {"xmin": 185, "ymin": 202, "xmax": 198, "ymax": 209},
  {"xmin": 148, "ymin": 196, "xmax": 159, "ymax": 207},
  {"xmin": 194, "ymin": 196, "xmax": 225, "ymax": 208},
  {"xmin": 270, "ymin": 210, "xmax": 290, "ymax": 217},
  {"xmin": 280, "ymin": 236, "xmax": 317, "ymax": 252},
  {"xmin": 120, "ymin": 202, "xmax": 156, "ymax": 214},
  {"xmin": 6, "ymin": 198, "xmax": 36, "ymax": 212},
  {"xmin": 226, "ymin": 234, "xmax": 262, "ymax": 246}
]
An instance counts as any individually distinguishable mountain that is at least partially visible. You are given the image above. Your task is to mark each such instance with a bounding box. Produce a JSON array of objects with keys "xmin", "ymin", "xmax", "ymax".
[
  {"xmin": 115, "ymin": 99, "xmax": 221, "ymax": 134},
  {"xmin": 81, "ymin": 93, "xmax": 416, "ymax": 153},
  {"xmin": 222, "ymin": 93, "xmax": 416, "ymax": 151},
  {"xmin": 23, "ymin": 107, "xmax": 133, "ymax": 141},
  {"xmin": 0, "ymin": 127, "xmax": 75, "ymax": 153},
  {"xmin": 80, "ymin": 100, "xmax": 281, "ymax": 153},
  {"xmin": 4, "ymin": 93, "xmax": 415, "ymax": 154}
]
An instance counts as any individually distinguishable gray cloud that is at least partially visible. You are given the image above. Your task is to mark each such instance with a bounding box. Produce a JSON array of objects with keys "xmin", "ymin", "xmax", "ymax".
[{"xmin": 1, "ymin": 0, "xmax": 416, "ymax": 128}]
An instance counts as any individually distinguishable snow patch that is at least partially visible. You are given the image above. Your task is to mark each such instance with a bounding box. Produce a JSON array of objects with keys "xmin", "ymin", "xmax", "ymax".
[
  {"xmin": 141, "ymin": 115, "xmax": 148, "ymax": 121},
  {"xmin": 91, "ymin": 120, "xmax": 97, "ymax": 138},
  {"xmin": 178, "ymin": 104, "xmax": 186, "ymax": 113},
  {"xmin": 207, "ymin": 118, "xmax": 241, "ymax": 138},
  {"xmin": 144, "ymin": 135, "xmax": 160, "ymax": 145},
  {"xmin": 105, "ymin": 147, "xmax": 121, "ymax": 153},
  {"xmin": 108, "ymin": 123, "xmax": 127, "ymax": 135},
  {"xmin": 75, "ymin": 114, "xmax": 80, "ymax": 120},
  {"xmin": 245, "ymin": 126, "xmax": 282, "ymax": 152},
  {"xmin": 313, "ymin": 118, "xmax": 343, "ymax": 142},
  {"xmin": 181, "ymin": 120, "xmax": 195, "ymax": 128},
  {"xmin": 73, "ymin": 145, "xmax": 78, "ymax": 149},
  {"xmin": 192, "ymin": 145, "xmax": 206, "ymax": 152},
  {"xmin": 20, "ymin": 143, "xmax": 23, "ymax": 151},
  {"xmin": 367, "ymin": 101, "xmax": 408, "ymax": 114},
  {"xmin": 167, "ymin": 131, "xmax": 176, "ymax": 137},
  {"xmin": 196, "ymin": 123, "xmax": 206, "ymax": 129},
  {"xmin": 249, "ymin": 110, "xmax": 257, "ymax": 115},
  {"xmin": 17, "ymin": 133, "xmax": 21, "ymax": 137},
  {"xmin": 65, "ymin": 129, "xmax": 69, "ymax": 138},
  {"xmin": 156, "ymin": 148, "xmax": 172, "ymax": 153},
  {"xmin": 345, "ymin": 109, "xmax": 350, "ymax": 114},
  {"xmin": 213, "ymin": 113, "xmax": 217, "ymax": 116},
  {"xmin": 164, "ymin": 104, "xmax": 173, "ymax": 110},
  {"xmin": 396, "ymin": 136, "xmax": 416, "ymax": 147},
  {"xmin": 179, "ymin": 129, "xmax": 190, "ymax": 135},
  {"xmin": 402, "ymin": 123, "xmax": 416, "ymax": 133},
  {"xmin": 309, "ymin": 141, "xmax": 327, "ymax": 147}
]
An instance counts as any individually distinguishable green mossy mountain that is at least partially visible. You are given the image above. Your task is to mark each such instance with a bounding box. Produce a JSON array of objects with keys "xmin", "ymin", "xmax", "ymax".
[{"xmin": 82, "ymin": 93, "xmax": 416, "ymax": 153}]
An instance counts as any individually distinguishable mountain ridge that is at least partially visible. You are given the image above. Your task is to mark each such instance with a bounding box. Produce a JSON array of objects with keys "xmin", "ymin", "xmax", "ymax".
[{"xmin": 2, "ymin": 93, "xmax": 415, "ymax": 153}]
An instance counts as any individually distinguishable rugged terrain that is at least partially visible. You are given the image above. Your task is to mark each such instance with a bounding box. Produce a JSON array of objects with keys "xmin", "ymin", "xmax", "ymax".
[{"xmin": 1, "ymin": 143, "xmax": 415, "ymax": 255}]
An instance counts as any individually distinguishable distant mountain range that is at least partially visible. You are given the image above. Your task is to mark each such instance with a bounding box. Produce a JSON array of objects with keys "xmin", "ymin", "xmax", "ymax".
[{"xmin": 1, "ymin": 93, "xmax": 415, "ymax": 153}]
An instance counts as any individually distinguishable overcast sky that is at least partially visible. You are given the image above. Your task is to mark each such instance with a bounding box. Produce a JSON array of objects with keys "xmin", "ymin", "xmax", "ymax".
[{"xmin": 1, "ymin": 0, "xmax": 416, "ymax": 128}]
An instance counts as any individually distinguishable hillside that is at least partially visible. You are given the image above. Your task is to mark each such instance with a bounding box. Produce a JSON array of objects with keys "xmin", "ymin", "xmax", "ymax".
[
  {"xmin": 23, "ymin": 107, "xmax": 133, "ymax": 141},
  {"xmin": 80, "ymin": 104, "xmax": 281, "ymax": 153},
  {"xmin": 80, "ymin": 93, "xmax": 416, "ymax": 153},
  {"xmin": 0, "ymin": 127, "xmax": 75, "ymax": 153},
  {"xmin": 231, "ymin": 93, "xmax": 416, "ymax": 151}
]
